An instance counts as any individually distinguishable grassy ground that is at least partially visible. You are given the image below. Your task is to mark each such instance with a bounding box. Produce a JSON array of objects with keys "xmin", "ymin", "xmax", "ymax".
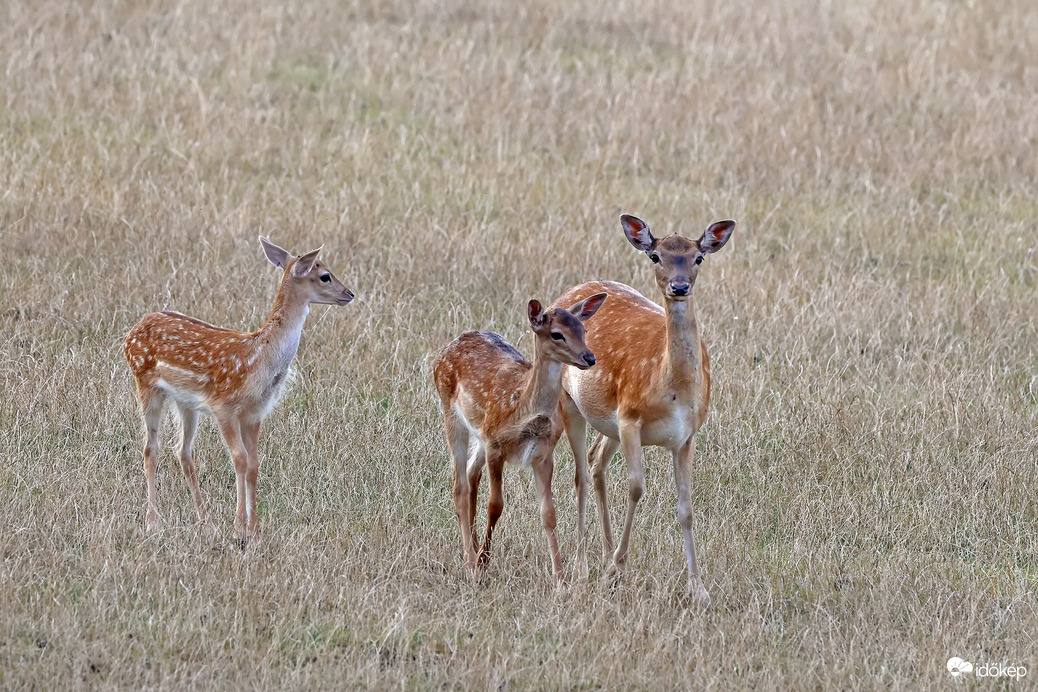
[{"xmin": 1, "ymin": 0, "xmax": 1036, "ymax": 688}]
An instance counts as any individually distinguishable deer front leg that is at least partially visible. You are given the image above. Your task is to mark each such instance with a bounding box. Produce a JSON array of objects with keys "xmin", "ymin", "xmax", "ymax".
[
  {"xmin": 240, "ymin": 417, "xmax": 262, "ymax": 540},
  {"xmin": 673, "ymin": 437, "xmax": 710, "ymax": 606},
  {"xmin": 562, "ymin": 403, "xmax": 590, "ymax": 581},
  {"xmin": 214, "ymin": 412, "xmax": 250, "ymax": 546},
  {"xmin": 610, "ymin": 420, "xmax": 644, "ymax": 575},
  {"xmin": 532, "ymin": 453, "xmax": 566, "ymax": 585},
  {"xmin": 589, "ymin": 434, "xmax": 620, "ymax": 567}
]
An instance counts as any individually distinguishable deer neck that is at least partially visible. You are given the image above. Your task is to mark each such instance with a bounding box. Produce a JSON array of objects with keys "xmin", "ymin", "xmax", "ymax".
[
  {"xmin": 519, "ymin": 344, "xmax": 564, "ymax": 418},
  {"xmin": 662, "ymin": 296, "xmax": 702, "ymax": 384},
  {"xmin": 255, "ymin": 274, "xmax": 310, "ymax": 370}
]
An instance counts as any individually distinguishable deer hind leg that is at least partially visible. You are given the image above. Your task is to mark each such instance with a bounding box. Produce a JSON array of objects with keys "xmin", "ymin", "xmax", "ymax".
[
  {"xmin": 239, "ymin": 417, "xmax": 262, "ymax": 540},
  {"xmin": 611, "ymin": 422, "xmax": 645, "ymax": 575},
  {"xmin": 588, "ymin": 433, "xmax": 620, "ymax": 565},
  {"xmin": 445, "ymin": 410, "xmax": 479, "ymax": 574},
  {"xmin": 563, "ymin": 401, "xmax": 590, "ymax": 580},
  {"xmin": 478, "ymin": 450, "xmax": 505, "ymax": 571},
  {"xmin": 466, "ymin": 444, "xmax": 485, "ymax": 556},
  {"xmin": 532, "ymin": 452, "xmax": 565, "ymax": 585},
  {"xmin": 673, "ymin": 438, "xmax": 710, "ymax": 607},
  {"xmin": 138, "ymin": 387, "xmax": 167, "ymax": 533},
  {"xmin": 176, "ymin": 404, "xmax": 213, "ymax": 533},
  {"xmin": 214, "ymin": 411, "xmax": 250, "ymax": 546}
]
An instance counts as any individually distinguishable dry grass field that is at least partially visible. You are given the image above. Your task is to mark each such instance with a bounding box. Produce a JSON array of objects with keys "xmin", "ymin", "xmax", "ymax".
[{"xmin": 2, "ymin": 0, "xmax": 1036, "ymax": 688}]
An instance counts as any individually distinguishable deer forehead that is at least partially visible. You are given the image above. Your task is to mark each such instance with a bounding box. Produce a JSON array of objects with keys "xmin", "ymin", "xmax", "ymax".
[
  {"xmin": 656, "ymin": 235, "xmax": 699, "ymax": 254},
  {"xmin": 548, "ymin": 309, "xmax": 584, "ymax": 334}
]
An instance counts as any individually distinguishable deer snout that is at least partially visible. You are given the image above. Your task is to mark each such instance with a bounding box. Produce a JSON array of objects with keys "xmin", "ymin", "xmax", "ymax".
[
  {"xmin": 669, "ymin": 281, "xmax": 691, "ymax": 297},
  {"xmin": 580, "ymin": 351, "xmax": 596, "ymax": 368},
  {"xmin": 338, "ymin": 289, "xmax": 355, "ymax": 305}
]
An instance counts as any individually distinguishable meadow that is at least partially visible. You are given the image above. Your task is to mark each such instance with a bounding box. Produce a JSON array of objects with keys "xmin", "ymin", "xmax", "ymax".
[{"xmin": 1, "ymin": 0, "xmax": 1036, "ymax": 688}]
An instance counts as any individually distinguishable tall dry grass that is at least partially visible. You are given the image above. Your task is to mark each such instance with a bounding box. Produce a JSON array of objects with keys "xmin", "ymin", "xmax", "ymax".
[{"xmin": 1, "ymin": 0, "xmax": 1036, "ymax": 688}]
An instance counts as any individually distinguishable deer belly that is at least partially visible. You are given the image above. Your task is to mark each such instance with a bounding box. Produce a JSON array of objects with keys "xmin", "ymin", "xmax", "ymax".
[
  {"xmin": 153, "ymin": 362, "xmax": 212, "ymax": 411},
  {"xmin": 583, "ymin": 411, "xmax": 620, "ymax": 441},
  {"xmin": 638, "ymin": 410, "xmax": 696, "ymax": 448},
  {"xmin": 570, "ymin": 391, "xmax": 621, "ymax": 440},
  {"xmin": 564, "ymin": 369, "xmax": 621, "ymax": 440},
  {"xmin": 154, "ymin": 377, "xmax": 209, "ymax": 411}
]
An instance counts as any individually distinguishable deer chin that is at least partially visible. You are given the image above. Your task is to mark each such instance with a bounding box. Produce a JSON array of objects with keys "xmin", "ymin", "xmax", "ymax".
[{"xmin": 313, "ymin": 296, "xmax": 353, "ymax": 306}]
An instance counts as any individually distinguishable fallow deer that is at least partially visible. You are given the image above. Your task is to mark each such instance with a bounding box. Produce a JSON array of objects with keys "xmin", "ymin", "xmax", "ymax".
[
  {"xmin": 123, "ymin": 238, "xmax": 354, "ymax": 543},
  {"xmin": 552, "ymin": 214, "xmax": 735, "ymax": 605},
  {"xmin": 433, "ymin": 293, "xmax": 607, "ymax": 584}
]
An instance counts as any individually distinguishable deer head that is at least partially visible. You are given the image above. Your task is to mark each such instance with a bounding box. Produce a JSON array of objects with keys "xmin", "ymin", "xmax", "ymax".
[
  {"xmin": 528, "ymin": 293, "xmax": 607, "ymax": 369},
  {"xmin": 621, "ymin": 215, "xmax": 735, "ymax": 301},
  {"xmin": 260, "ymin": 237, "xmax": 354, "ymax": 306}
]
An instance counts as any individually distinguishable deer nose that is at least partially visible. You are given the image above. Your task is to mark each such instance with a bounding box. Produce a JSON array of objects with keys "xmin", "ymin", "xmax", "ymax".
[
  {"xmin": 582, "ymin": 352, "xmax": 596, "ymax": 367},
  {"xmin": 670, "ymin": 281, "xmax": 690, "ymax": 296}
]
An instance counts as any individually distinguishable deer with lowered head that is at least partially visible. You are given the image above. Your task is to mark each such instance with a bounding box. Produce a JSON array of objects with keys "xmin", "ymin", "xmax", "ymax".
[
  {"xmin": 552, "ymin": 214, "xmax": 735, "ymax": 605},
  {"xmin": 123, "ymin": 238, "xmax": 354, "ymax": 543},
  {"xmin": 433, "ymin": 293, "xmax": 607, "ymax": 584}
]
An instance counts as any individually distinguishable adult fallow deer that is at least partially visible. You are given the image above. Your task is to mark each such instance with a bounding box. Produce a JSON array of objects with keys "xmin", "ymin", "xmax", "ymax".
[{"xmin": 552, "ymin": 214, "xmax": 735, "ymax": 605}]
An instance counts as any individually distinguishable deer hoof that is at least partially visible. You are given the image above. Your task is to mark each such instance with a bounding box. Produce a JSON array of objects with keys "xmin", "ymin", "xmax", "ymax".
[
  {"xmin": 605, "ymin": 551, "xmax": 626, "ymax": 578},
  {"xmin": 688, "ymin": 580, "xmax": 711, "ymax": 608}
]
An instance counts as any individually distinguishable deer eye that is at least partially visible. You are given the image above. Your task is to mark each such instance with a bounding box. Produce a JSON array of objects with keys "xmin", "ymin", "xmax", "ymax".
[
  {"xmin": 319, "ymin": 274, "xmax": 331, "ymax": 283},
  {"xmin": 695, "ymin": 256, "xmax": 703, "ymax": 265},
  {"xmin": 649, "ymin": 253, "xmax": 660, "ymax": 264},
  {"xmin": 550, "ymin": 332, "xmax": 564, "ymax": 341}
]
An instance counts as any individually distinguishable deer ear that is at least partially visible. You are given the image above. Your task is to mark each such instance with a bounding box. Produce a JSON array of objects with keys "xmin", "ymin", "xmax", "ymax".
[
  {"xmin": 260, "ymin": 237, "xmax": 291, "ymax": 269},
  {"xmin": 621, "ymin": 214, "xmax": 656, "ymax": 253},
  {"xmin": 293, "ymin": 246, "xmax": 323, "ymax": 277},
  {"xmin": 569, "ymin": 292, "xmax": 607, "ymax": 322},
  {"xmin": 528, "ymin": 299, "xmax": 547, "ymax": 329},
  {"xmin": 698, "ymin": 220, "xmax": 735, "ymax": 254}
]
